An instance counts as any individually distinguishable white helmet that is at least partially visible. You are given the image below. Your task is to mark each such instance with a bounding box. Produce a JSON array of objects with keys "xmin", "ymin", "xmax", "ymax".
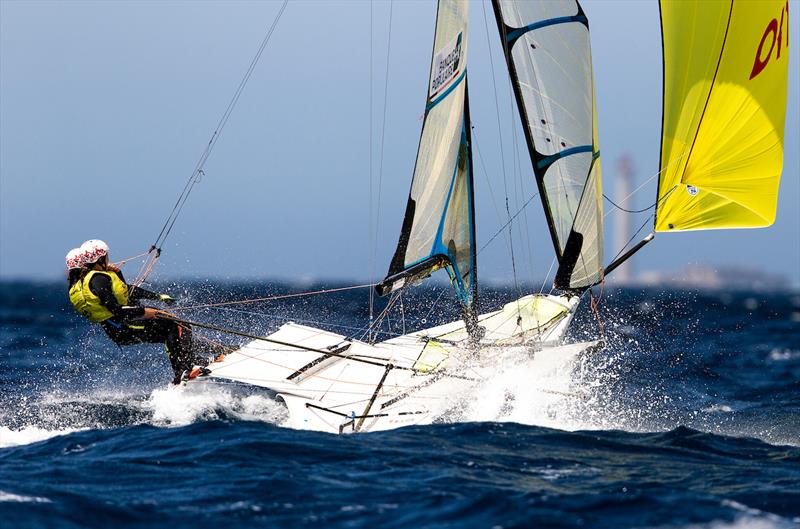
[
  {"xmin": 81, "ymin": 239, "xmax": 110, "ymax": 264},
  {"xmin": 65, "ymin": 248, "xmax": 84, "ymax": 270}
]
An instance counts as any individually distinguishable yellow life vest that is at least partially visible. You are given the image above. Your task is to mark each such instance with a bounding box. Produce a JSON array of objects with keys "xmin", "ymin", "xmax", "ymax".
[{"xmin": 68, "ymin": 270, "xmax": 129, "ymax": 323}]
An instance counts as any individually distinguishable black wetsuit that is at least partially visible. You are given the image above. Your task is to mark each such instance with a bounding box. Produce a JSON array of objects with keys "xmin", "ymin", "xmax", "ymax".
[{"xmin": 83, "ymin": 270, "xmax": 209, "ymax": 384}]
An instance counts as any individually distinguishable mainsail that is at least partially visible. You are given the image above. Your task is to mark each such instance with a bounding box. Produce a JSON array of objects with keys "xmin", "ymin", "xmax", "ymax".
[
  {"xmin": 492, "ymin": 0, "xmax": 604, "ymax": 291},
  {"xmin": 655, "ymin": 0, "xmax": 790, "ymax": 231},
  {"xmin": 377, "ymin": 0, "xmax": 479, "ymax": 330}
]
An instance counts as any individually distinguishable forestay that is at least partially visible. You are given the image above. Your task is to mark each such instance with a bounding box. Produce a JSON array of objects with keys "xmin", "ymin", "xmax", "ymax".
[
  {"xmin": 378, "ymin": 0, "xmax": 478, "ymax": 326},
  {"xmin": 655, "ymin": 0, "xmax": 790, "ymax": 232},
  {"xmin": 492, "ymin": 0, "xmax": 603, "ymax": 291}
]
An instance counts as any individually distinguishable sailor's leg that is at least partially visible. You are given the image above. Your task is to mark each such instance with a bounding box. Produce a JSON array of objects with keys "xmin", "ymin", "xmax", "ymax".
[{"xmin": 164, "ymin": 321, "xmax": 202, "ymax": 384}]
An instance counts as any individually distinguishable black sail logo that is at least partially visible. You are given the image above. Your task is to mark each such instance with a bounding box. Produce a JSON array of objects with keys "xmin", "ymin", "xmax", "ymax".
[{"xmin": 429, "ymin": 33, "xmax": 463, "ymax": 98}]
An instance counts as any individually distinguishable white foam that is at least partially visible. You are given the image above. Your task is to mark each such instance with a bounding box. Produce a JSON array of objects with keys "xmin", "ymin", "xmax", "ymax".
[
  {"xmin": 454, "ymin": 343, "xmax": 608, "ymax": 432},
  {"xmin": 0, "ymin": 426, "xmax": 84, "ymax": 449},
  {"xmin": 665, "ymin": 500, "xmax": 800, "ymax": 529},
  {"xmin": 674, "ymin": 518, "xmax": 796, "ymax": 529},
  {"xmin": 144, "ymin": 382, "xmax": 287, "ymax": 426},
  {"xmin": 768, "ymin": 348, "xmax": 800, "ymax": 362},
  {"xmin": 702, "ymin": 404, "xmax": 734, "ymax": 413},
  {"xmin": 0, "ymin": 490, "xmax": 52, "ymax": 503}
]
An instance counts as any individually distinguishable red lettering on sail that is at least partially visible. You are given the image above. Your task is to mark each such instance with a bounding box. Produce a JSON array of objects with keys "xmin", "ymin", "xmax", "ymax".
[
  {"xmin": 750, "ymin": 19, "xmax": 778, "ymax": 80},
  {"xmin": 750, "ymin": 4, "xmax": 790, "ymax": 80}
]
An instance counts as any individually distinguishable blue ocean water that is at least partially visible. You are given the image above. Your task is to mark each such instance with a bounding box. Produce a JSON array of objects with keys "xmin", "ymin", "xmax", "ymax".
[{"xmin": 1, "ymin": 280, "xmax": 799, "ymax": 529}]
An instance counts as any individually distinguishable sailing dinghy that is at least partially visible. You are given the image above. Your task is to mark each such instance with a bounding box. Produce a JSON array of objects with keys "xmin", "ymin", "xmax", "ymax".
[
  {"xmin": 189, "ymin": 0, "xmax": 608, "ymax": 434},
  {"xmin": 180, "ymin": 0, "xmax": 790, "ymax": 434}
]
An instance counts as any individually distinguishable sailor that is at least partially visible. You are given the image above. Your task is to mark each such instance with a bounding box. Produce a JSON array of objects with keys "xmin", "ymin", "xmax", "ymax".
[
  {"xmin": 65, "ymin": 248, "xmax": 85, "ymax": 288},
  {"xmin": 67, "ymin": 239, "xmax": 211, "ymax": 384}
]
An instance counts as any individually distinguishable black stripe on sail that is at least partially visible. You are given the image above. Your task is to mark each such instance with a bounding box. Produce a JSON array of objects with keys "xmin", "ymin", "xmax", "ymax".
[
  {"xmin": 387, "ymin": 197, "xmax": 416, "ymax": 278},
  {"xmin": 554, "ymin": 229, "xmax": 583, "ymax": 290},
  {"xmin": 553, "ymin": 153, "xmax": 602, "ymax": 291}
]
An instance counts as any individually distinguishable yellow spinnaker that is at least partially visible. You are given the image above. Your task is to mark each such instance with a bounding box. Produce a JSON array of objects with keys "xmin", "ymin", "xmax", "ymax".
[{"xmin": 655, "ymin": 0, "xmax": 789, "ymax": 232}]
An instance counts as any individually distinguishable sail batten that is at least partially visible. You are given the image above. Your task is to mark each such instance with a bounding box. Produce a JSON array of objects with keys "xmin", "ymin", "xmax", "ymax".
[
  {"xmin": 655, "ymin": 0, "xmax": 789, "ymax": 232},
  {"xmin": 492, "ymin": 0, "xmax": 604, "ymax": 291},
  {"xmin": 505, "ymin": 14, "xmax": 588, "ymax": 44},
  {"xmin": 537, "ymin": 145, "xmax": 595, "ymax": 170}
]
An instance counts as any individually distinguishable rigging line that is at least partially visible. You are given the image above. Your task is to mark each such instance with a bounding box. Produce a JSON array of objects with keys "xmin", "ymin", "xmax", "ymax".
[
  {"xmin": 132, "ymin": 249, "xmax": 158, "ymax": 286},
  {"xmin": 200, "ymin": 304, "xmax": 400, "ymax": 339},
  {"xmin": 158, "ymin": 0, "xmax": 289, "ymax": 247},
  {"xmin": 481, "ymin": 0, "xmax": 520, "ymax": 299},
  {"xmin": 471, "ymin": 126, "xmax": 511, "ymax": 231},
  {"xmin": 369, "ymin": 0, "xmax": 394, "ymax": 344},
  {"xmin": 602, "ymin": 149, "xmax": 690, "ymax": 220},
  {"xmin": 359, "ymin": 291, "xmax": 400, "ymax": 343},
  {"xmin": 110, "ymin": 251, "xmax": 150, "ymax": 268},
  {"xmin": 603, "ymin": 193, "xmax": 658, "ymax": 214},
  {"xmin": 399, "ymin": 292, "xmax": 406, "ymax": 335},
  {"xmin": 588, "ymin": 282, "xmax": 606, "ymax": 339},
  {"xmin": 605, "ymin": 183, "xmax": 679, "ymax": 220},
  {"xmin": 166, "ymin": 314, "xmax": 417, "ymax": 372},
  {"xmin": 610, "ymin": 214, "xmax": 654, "ymax": 266},
  {"xmin": 151, "ymin": 0, "xmax": 289, "ymax": 253},
  {"xmin": 415, "ymin": 286, "xmax": 448, "ymax": 328},
  {"xmin": 476, "ymin": 192, "xmax": 539, "ymax": 256},
  {"xmin": 373, "ymin": 0, "xmax": 394, "ymax": 281},
  {"xmin": 171, "ymin": 283, "xmax": 376, "ymax": 311},
  {"xmin": 512, "ymin": 125, "xmax": 536, "ymax": 287},
  {"xmin": 503, "ymin": 36, "xmax": 533, "ymax": 298},
  {"xmin": 133, "ymin": 252, "xmax": 160, "ymax": 287},
  {"xmin": 480, "ymin": 1, "xmax": 509, "ymax": 190},
  {"xmin": 539, "ymin": 255, "xmax": 557, "ymax": 295},
  {"xmin": 368, "ymin": 0, "xmax": 375, "ymax": 331}
]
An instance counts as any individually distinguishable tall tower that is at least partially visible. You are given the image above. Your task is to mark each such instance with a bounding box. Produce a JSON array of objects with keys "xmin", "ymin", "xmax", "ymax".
[{"xmin": 614, "ymin": 155, "xmax": 634, "ymax": 284}]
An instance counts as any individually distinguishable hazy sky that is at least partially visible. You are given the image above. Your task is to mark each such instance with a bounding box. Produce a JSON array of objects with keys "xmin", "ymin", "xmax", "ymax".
[{"xmin": 1, "ymin": 0, "xmax": 798, "ymax": 286}]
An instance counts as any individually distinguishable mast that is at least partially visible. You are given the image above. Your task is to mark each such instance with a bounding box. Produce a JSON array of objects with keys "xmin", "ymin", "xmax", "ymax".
[
  {"xmin": 491, "ymin": 0, "xmax": 604, "ymax": 292},
  {"xmin": 463, "ymin": 81, "xmax": 480, "ymax": 337}
]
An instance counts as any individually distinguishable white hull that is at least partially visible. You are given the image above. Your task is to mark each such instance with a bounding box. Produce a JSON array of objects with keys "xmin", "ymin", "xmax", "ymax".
[{"xmin": 195, "ymin": 293, "xmax": 601, "ymax": 434}]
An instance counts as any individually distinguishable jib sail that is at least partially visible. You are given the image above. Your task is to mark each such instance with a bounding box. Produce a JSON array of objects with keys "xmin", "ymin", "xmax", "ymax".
[{"xmin": 377, "ymin": 0, "xmax": 479, "ymax": 331}]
